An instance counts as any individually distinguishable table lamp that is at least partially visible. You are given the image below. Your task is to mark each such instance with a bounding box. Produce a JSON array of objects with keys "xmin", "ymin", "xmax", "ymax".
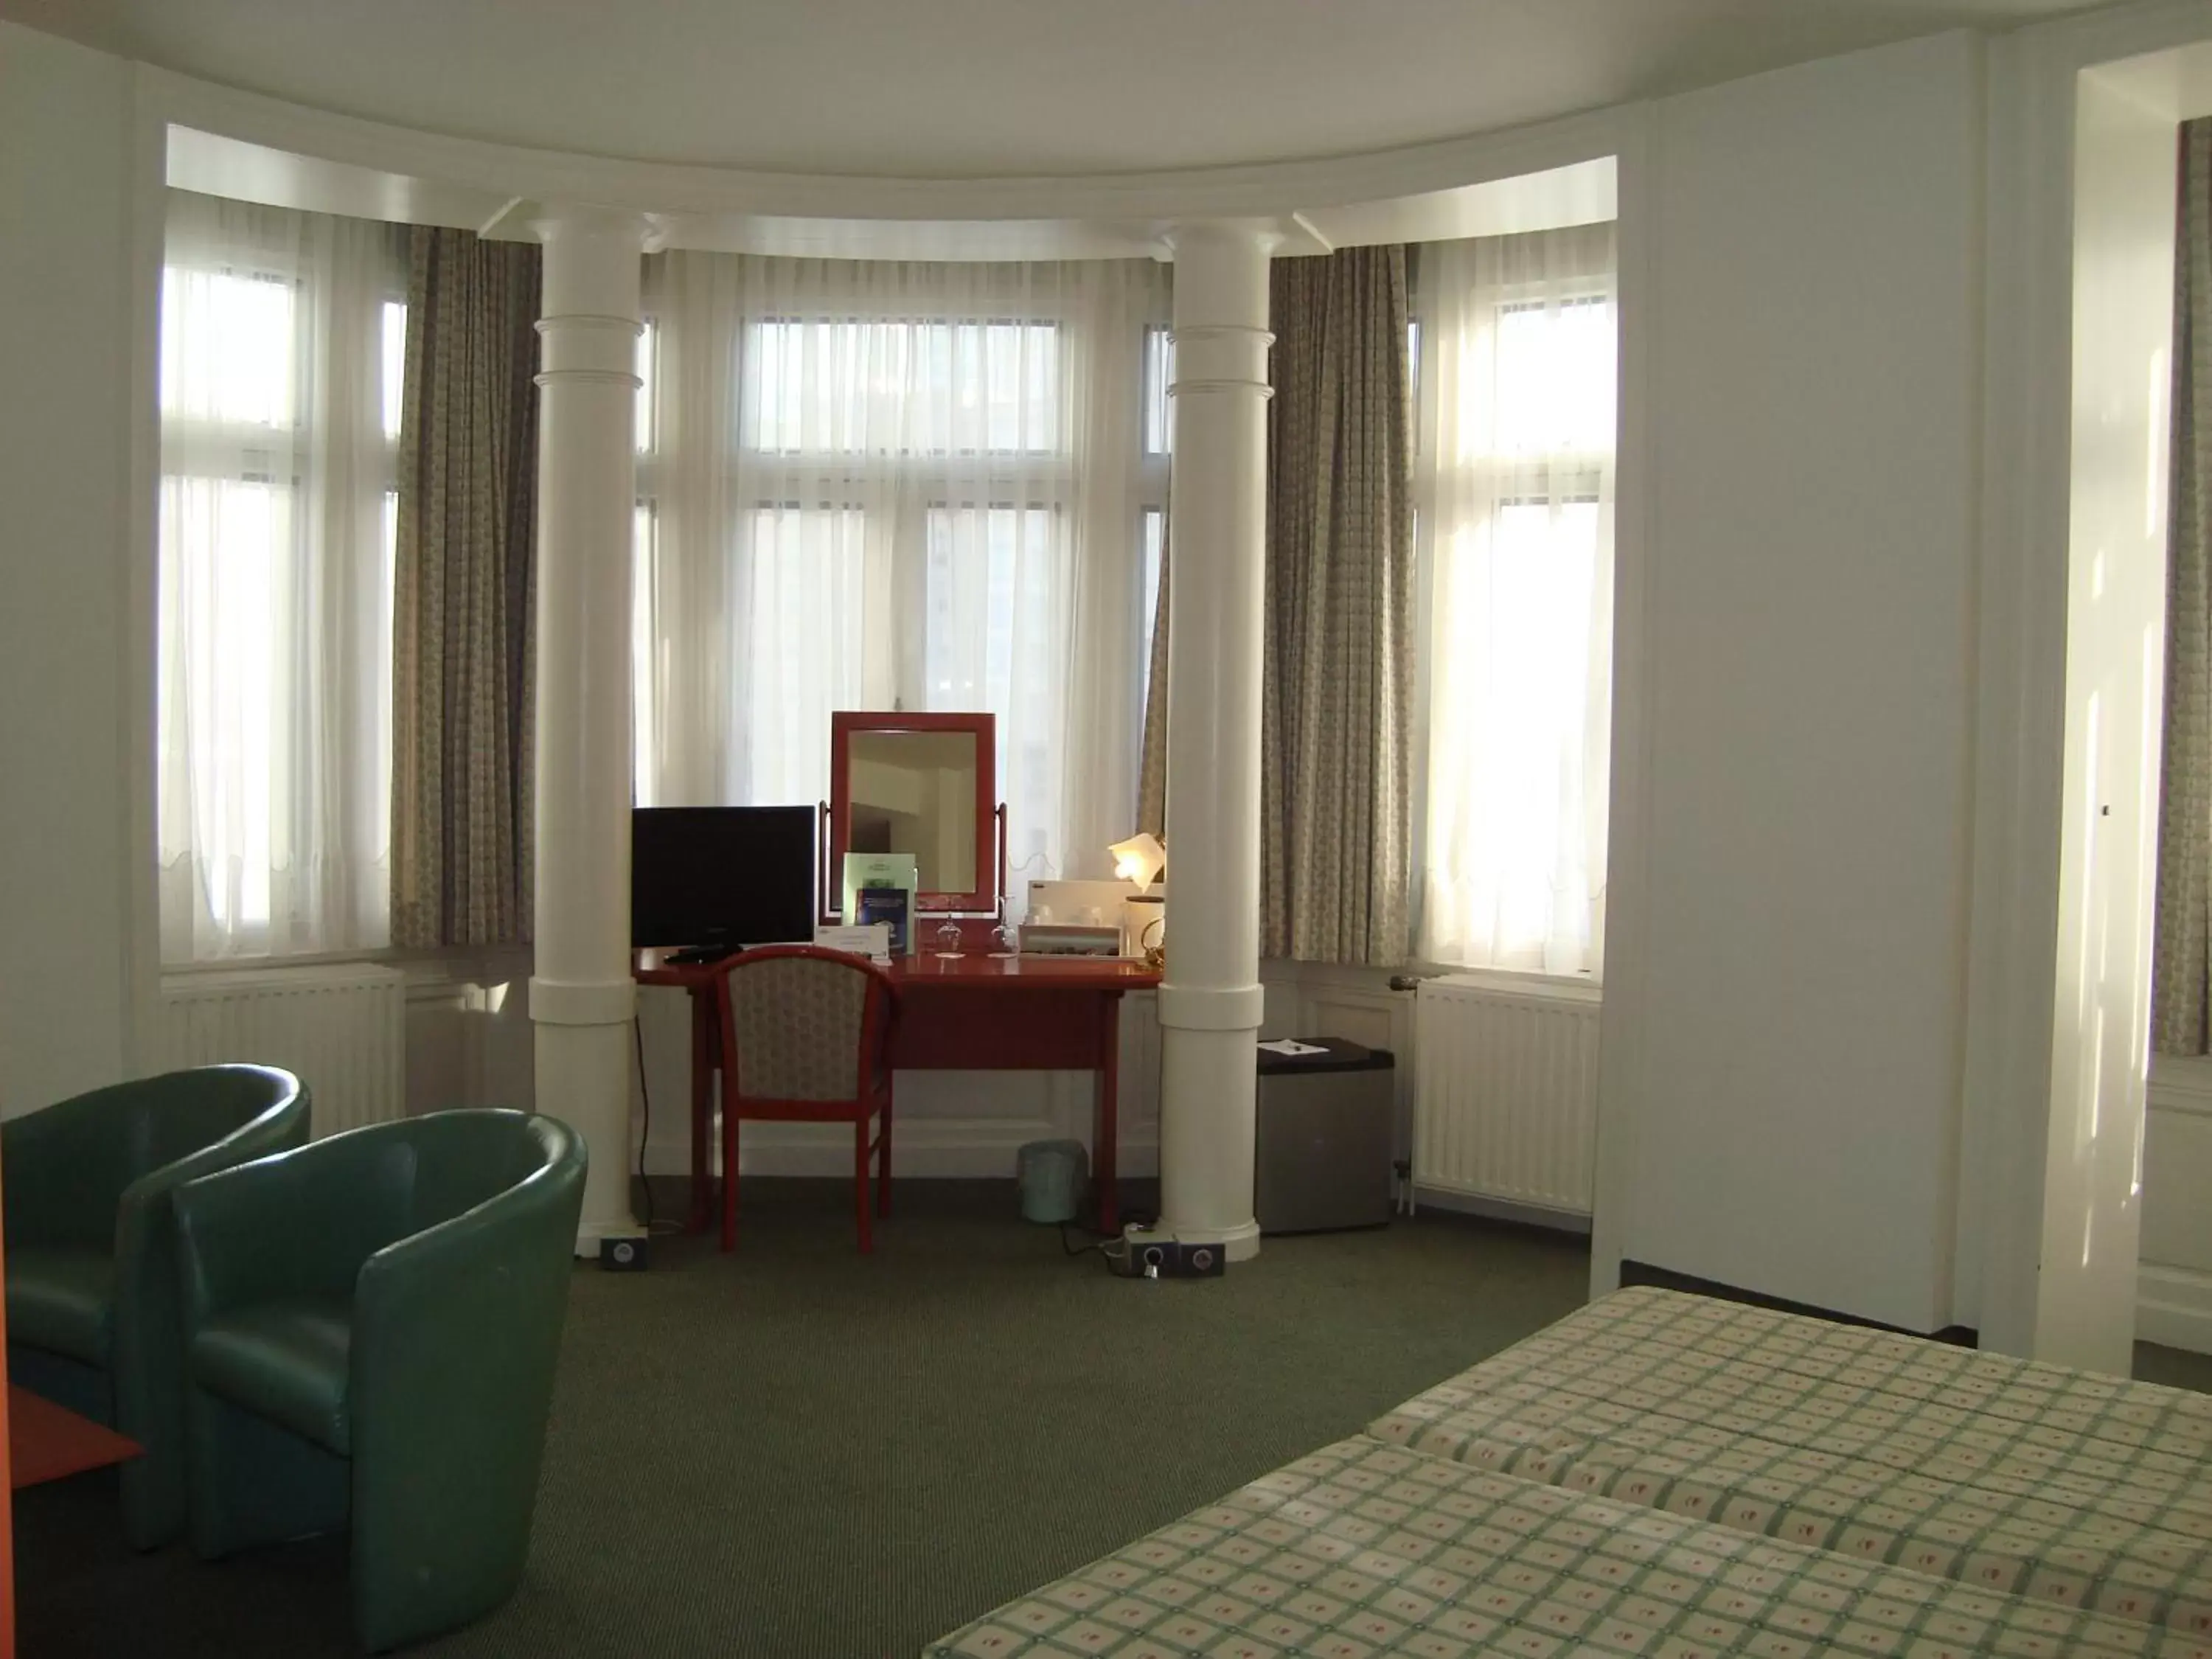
[
  {"xmin": 1108, "ymin": 832, "xmax": 1165, "ymax": 892},
  {"xmin": 1108, "ymin": 832, "xmax": 1166, "ymax": 961}
]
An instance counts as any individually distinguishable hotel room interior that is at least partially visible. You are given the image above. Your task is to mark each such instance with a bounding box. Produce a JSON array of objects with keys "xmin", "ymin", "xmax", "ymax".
[{"xmin": 17, "ymin": 0, "xmax": 2212, "ymax": 1654}]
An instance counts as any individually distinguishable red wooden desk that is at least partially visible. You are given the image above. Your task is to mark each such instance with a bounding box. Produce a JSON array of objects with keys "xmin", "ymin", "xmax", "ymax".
[{"xmin": 635, "ymin": 949, "xmax": 1161, "ymax": 1235}]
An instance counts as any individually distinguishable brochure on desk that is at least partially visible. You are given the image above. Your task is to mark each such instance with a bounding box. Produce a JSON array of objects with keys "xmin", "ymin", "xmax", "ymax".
[
  {"xmin": 841, "ymin": 853, "xmax": 918, "ymax": 956},
  {"xmin": 813, "ymin": 922, "xmax": 893, "ymax": 965}
]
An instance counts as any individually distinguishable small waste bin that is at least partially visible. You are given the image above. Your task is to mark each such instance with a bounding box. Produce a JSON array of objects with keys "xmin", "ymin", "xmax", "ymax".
[
  {"xmin": 1255, "ymin": 1039, "xmax": 1395, "ymax": 1234},
  {"xmin": 1016, "ymin": 1138, "xmax": 1088, "ymax": 1225}
]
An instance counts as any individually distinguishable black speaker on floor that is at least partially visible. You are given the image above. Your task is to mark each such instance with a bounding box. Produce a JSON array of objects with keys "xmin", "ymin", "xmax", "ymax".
[{"xmin": 599, "ymin": 1234, "xmax": 650, "ymax": 1272}]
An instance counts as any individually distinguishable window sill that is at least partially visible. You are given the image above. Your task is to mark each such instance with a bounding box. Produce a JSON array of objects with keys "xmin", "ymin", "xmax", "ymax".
[{"xmin": 1413, "ymin": 961, "xmax": 1601, "ymax": 993}]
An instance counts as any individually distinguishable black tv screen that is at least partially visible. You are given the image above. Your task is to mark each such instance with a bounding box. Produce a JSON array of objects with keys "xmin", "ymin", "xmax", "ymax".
[{"xmin": 631, "ymin": 806, "xmax": 816, "ymax": 949}]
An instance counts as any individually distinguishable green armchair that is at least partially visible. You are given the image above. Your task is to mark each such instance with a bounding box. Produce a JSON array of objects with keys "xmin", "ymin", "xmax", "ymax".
[
  {"xmin": 3, "ymin": 1064, "xmax": 309, "ymax": 1548},
  {"xmin": 171, "ymin": 1108, "xmax": 585, "ymax": 1652}
]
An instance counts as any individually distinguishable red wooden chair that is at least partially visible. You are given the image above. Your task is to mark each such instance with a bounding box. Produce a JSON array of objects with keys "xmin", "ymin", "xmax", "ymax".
[{"xmin": 712, "ymin": 946, "xmax": 900, "ymax": 1253}]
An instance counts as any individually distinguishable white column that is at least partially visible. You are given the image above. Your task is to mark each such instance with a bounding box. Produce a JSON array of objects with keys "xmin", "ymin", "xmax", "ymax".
[
  {"xmin": 1153, "ymin": 221, "xmax": 1276, "ymax": 1263},
  {"xmin": 530, "ymin": 205, "xmax": 647, "ymax": 1254}
]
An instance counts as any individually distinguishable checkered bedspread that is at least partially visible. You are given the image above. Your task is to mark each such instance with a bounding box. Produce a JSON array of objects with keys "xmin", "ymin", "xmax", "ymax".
[
  {"xmin": 1367, "ymin": 1288, "xmax": 2212, "ymax": 1634},
  {"xmin": 925, "ymin": 1435, "xmax": 2212, "ymax": 1658}
]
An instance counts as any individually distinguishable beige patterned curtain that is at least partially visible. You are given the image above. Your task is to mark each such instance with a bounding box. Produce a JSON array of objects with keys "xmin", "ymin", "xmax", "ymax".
[
  {"xmin": 390, "ymin": 229, "xmax": 541, "ymax": 948},
  {"xmin": 1260, "ymin": 247, "xmax": 1416, "ymax": 965},
  {"xmin": 1135, "ymin": 514, "xmax": 1170, "ymax": 838},
  {"xmin": 2158, "ymin": 124, "xmax": 2212, "ymax": 1053}
]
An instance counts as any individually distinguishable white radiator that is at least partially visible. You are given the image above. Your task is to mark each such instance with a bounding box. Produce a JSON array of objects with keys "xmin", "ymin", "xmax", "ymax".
[
  {"xmin": 1413, "ymin": 973, "xmax": 1601, "ymax": 1215},
  {"xmin": 156, "ymin": 963, "xmax": 407, "ymax": 1138}
]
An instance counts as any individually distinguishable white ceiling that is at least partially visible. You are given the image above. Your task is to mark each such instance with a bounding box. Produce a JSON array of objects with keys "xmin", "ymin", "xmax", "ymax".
[{"xmin": 10, "ymin": 0, "xmax": 2100, "ymax": 179}]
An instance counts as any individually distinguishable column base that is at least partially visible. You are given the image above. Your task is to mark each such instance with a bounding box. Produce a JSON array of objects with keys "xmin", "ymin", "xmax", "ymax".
[
  {"xmin": 573, "ymin": 1214, "xmax": 649, "ymax": 1260},
  {"xmin": 534, "ymin": 1018, "xmax": 639, "ymax": 1256},
  {"xmin": 1122, "ymin": 1217, "xmax": 1263, "ymax": 1264},
  {"xmin": 1158, "ymin": 1020, "xmax": 1259, "ymax": 1253}
]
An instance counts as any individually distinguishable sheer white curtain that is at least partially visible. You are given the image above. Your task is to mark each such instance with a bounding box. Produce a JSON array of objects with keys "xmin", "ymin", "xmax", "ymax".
[
  {"xmin": 157, "ymin": 190, "xmax": 404, "ymax": 961},
  {"xmin": 636, "ymin": 254, "xmax": 1164, "ymax": 898},
  {"xmin": 1416, "ymin": 223, "xmax": 1618, "ymax": 976}
]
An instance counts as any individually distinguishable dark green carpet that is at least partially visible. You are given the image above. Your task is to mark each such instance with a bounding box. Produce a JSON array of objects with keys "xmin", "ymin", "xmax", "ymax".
[{"xmin": 18, "ymin": 1179, "xmax": 1593, "ymax": 1658}]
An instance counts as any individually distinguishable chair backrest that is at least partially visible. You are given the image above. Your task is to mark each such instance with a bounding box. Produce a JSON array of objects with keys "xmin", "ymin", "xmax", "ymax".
[
  {"xmin": 127, "ymin": 1065, "xmax": 308, "ymax": 1175},
  {"xmin": 714, "ymin": 946, "xmax": 897, "ymax": 1104},
  {"xmin": 3, "ymin": 1065, "xmax": 307, "ymax": 1253},
  {"xmin": 332, "ymin": 1110, "xmax": 580, "ymax": 1238},
  {"xmin": 170, "ymin": 1110, "xmax": 582, "ymax": 1318}
]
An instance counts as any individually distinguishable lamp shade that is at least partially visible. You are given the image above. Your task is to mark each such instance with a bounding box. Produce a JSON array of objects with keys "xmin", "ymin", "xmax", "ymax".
[{"xmin": 1108, "ymin": 832, "xmax": 1166, "ymax": 891}]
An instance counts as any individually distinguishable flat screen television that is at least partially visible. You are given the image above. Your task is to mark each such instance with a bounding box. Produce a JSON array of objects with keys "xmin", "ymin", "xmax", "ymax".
[{"xmin": 631, "ymin": 805, "xmax": 816, "ymax": 950}]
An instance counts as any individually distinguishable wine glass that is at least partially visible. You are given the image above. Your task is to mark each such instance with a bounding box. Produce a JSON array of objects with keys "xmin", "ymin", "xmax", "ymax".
[
  {"xmin": 933, "ymin": 918, "xmax": 965, "ymax": 959},
  {"xmin": 989, "ymin": 900, "xmax": 1020, "ymax": 957}
]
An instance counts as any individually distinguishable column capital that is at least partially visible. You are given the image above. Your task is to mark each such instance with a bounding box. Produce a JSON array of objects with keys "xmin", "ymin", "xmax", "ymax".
[
  {"xmin": 525, "ymin": 202, "xmax": 654, "ymax": 248},
  {"xmin": 1161, "ymin": 218, "xmax": 1288, "ymax": 260},
  {"xmin": 1167, "ymin": 225, "xmax": 1277, "ymax": 399},
  {"xmin": 530, "ymin": 204, "xmax": 647, "ymax": 375}
]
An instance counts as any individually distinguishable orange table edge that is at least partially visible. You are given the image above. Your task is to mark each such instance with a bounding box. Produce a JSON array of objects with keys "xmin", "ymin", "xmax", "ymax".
[{"xmin": 9, "ymin": 1387, "xmax": 140, "ymax": 1490}]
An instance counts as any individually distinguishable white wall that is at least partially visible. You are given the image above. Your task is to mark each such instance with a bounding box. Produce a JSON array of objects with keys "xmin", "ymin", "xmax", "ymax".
[
  {"xmin": 1602, "ymin": 32, "xmax": 1984, "ymax": 1332},
  {"xmin": 0, "ymin": 24, "xmax": 150, "ymax": 1116}
]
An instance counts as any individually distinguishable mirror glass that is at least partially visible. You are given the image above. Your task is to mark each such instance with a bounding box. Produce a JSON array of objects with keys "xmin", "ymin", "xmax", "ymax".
[{"xmin": 846, "ymin": 730, "xmax": 979, "ymax": 894}]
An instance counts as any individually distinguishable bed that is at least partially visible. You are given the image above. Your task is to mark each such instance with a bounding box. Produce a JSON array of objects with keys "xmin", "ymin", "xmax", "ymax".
[
  {"xmin": 1367, "ymin": 1288, "xmax": 2212, "ymax": 1633},
  {"xmin": 927, "ymin": 1288, "xmax": 2212, "ymax": 1657},
  {"xmin": 924, "ymin": 1435, "xmax": 2212, "ymax": 1658}
]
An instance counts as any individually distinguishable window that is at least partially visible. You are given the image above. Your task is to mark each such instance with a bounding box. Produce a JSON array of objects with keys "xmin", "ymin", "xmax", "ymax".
[
  {"xmin": 381, "ymin": 299, "xmax": 407, "ymax": 442},
  {"xmin": 156, "ymin": 194, "xmax": 404, "ymax": 961},
  {"xmin": 632, "ymin": 255, "xmax": 1166, "ymax": 894},
  {"xmin": 635, "ymin": 316, "xmax": 658, "ymax": 454},
  {"xmin": 631, "ymin": 500, "xmax": 658, "ymax": 807},
  {"xmin": 736, "ymin": 312, "xmax": 1067, "ymax": 858},
  {"xmin": 632, "ymin": 319, "xmax": 661, "ymax": 805},
  {"xmin": 740, "ymin": 502, "xmax": 870, "ymax": 807},
  {"xmin": 1135, "ymin": 327, "xmax": 1175, "ymax": 726},
  {"xmin": 925, "ymin": 502, "xmax": 1064, "ymax": 872},
  {"xmin": 750, "ymin": 319, "xmax": 1059, "ymax": 456},
  {"xmin": 1415, "ymin": 224, "xmax": 1618, "ymax": 978},
  {"xmin": 1142, "ymin": 324, "xmax": 1175, "ymax": 458}
]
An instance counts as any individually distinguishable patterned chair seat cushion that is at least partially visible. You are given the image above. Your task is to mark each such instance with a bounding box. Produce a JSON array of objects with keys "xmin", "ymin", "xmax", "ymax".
[
  {"xmin": 923, "ymin": 1436, "xmax": 2212, "ymax": 1658},
  {"xmin": 1368, "ymin": 1287, "xmax": 2212, "ymax": 1635}
]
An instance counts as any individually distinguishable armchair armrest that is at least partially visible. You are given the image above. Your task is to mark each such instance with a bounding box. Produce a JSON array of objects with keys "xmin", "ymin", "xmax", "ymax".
[
  {"xmin": 349, "ymin": 1137, "xmax": 585, "ymax": 1646},
  {"xmin": 173, "ymin": 1135, "xmax": 412, "ymax": 1326},
  {"xmin": 355, "ymin": 1158, "xmax": 583, "ymax": 1391}
]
